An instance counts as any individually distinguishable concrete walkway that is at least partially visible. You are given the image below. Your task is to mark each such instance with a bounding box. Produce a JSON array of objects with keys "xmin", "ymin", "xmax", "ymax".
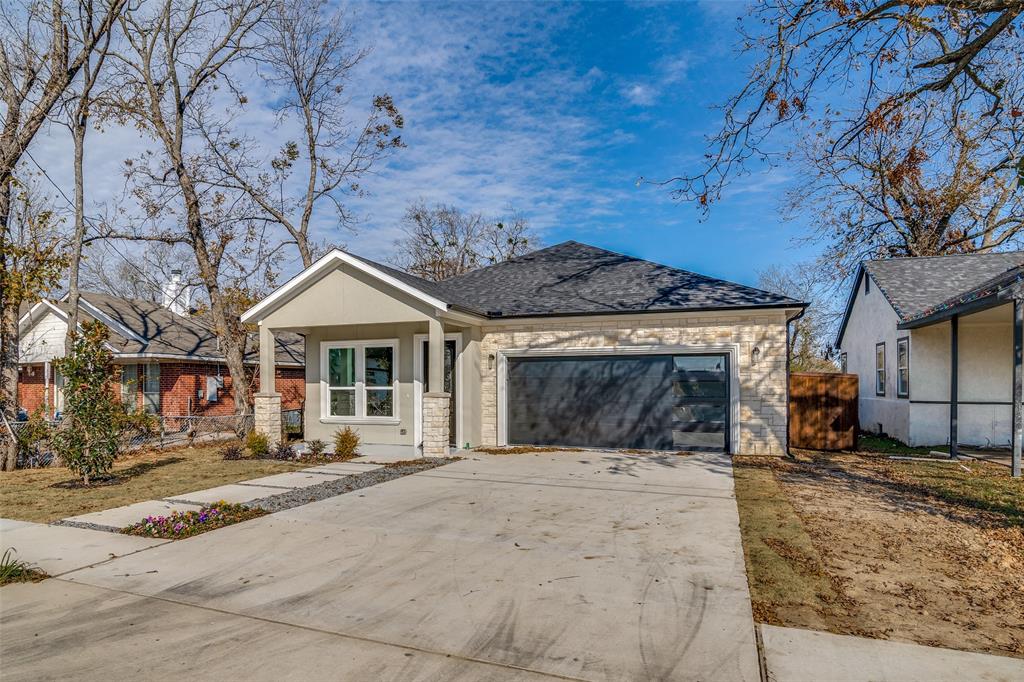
[
  {"xmin": 760, "ymin": 624, "xmax": 1024, "ymax": 682},
  {"xmin": 0, "ymin": 519, "xmax": 167, "ymax": 576},
  {"xmin": 1, "ymin": 451, "xmax": 760, "ymax": 681}
]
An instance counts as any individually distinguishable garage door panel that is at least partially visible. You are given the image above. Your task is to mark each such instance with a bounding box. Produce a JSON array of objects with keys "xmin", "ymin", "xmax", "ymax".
[{"xmin": 507, "ymin": 354, "xmax": 730, "ymax": 451}]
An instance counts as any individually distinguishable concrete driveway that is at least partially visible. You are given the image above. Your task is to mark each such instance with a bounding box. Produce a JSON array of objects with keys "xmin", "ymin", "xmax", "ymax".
[{"xmin": 0, "ymin": 451, "xmax": 759, "ymax": 681}]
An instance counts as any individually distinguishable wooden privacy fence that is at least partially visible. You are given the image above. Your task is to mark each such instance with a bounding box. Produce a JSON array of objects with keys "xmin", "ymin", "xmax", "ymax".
[{"xmin": 789, "ymin": 372, "xmax": 858, "ymax": 451}]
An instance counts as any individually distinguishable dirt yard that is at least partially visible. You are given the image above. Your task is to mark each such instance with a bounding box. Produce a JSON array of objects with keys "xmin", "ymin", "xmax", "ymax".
[
  {"xmin": 734, "ymin": 451, "xmax": 1024, "ymax": 659},
  {"xmin": 0, "ymin": 444, "xmax": 305, "ymax": 523}
]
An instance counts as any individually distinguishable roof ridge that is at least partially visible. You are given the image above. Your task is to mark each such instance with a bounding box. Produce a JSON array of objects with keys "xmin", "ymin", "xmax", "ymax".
[{"xmin": 865, "ymin": 250, "xmax": 1024, "ymax": 265}]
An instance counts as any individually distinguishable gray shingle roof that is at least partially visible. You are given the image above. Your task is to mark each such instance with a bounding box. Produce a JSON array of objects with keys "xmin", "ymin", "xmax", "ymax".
[
  {"xmin": 30, "ymin": 292, "xmax": 303, "ymax": 365},
  {"xmin": 865, "ymin": 252, "xmax": 1024, "ymax": 321},
  {"xmin": 382, "ymin": 241, "xmax": 802, "ymax": 318}
]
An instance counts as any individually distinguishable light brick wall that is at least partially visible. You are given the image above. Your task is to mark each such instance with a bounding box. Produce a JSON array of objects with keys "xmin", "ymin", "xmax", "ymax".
[
  {"xmin": 422, "ymin": 392, "xmax": 451, "ymax": 457},
  {"xmin": 478, "ymin": 312, "xmax": 789, "ymax": 455}
]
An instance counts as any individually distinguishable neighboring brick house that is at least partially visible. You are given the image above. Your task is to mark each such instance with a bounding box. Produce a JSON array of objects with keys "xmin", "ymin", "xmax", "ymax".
[{"xmin": 17, "ymin": 283, "xmax": 304, "ymax": 420}]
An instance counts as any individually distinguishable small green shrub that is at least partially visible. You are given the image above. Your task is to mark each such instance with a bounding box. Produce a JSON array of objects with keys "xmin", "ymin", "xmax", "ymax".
[
  {"xmin": 0, "ymin": 548, "xmax": 46, "ymax": 585},
  {"xmin": 220, "ymin": 443, "xmax": 245, "ymax": 460},
  {"xmin": 270, "ymin": 443, "xmax": 296, "ymax": 460},
  {"xmin": 306, "ymin": 439, "xmax": 327, "ymax": 458},
  {"xmin": 246, "ymin": 431, "xmax": 270, "ymax": 457},
  {"xmin": 333, "ymin": 426, "xmax": 360, "ymax": 460}
]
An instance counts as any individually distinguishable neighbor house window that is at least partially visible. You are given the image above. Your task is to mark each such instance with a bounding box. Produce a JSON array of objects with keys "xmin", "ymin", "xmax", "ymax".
[
  {"xmin": 322, "ymin": 340, "xmax": 397, "ymax": 420},
  {"xmin": 896, "ymin": 337, "xmax": 910, "ymax": 398},
  {"xmin": 840, "ymin": 353, "xmax": 848, "ymax": 374},
  {"xmin": 875, "ymin": 343, "xmax": 885, "ymax": 396},
  {"xmin": 142, "ymin": 363, "xmax": 160, "ymax": 414},
  {"xmin": 120, "ymin": 364, "xmax": 138, "ymax": 410}
]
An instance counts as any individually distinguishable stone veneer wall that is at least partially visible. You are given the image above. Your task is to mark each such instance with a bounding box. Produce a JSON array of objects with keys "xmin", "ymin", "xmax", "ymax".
[
  {"xmin": 421, "ymin": 392, "xmax": 451, "ymax": 457},
  {"xmin": 478, "ymin": 312, "xmax": 790, "ymax": 455}
]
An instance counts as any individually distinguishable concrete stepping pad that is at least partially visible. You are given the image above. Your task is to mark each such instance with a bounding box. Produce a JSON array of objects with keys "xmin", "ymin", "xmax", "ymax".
[
  {"xmin": 241, "ymin": 471, "xmax": 345, "ymax": 489},
  {"xmin": 167, "ymin": 484, "xmax": 286, "ymax": 505},
  {"xmin": 0, "ymin": 521, "xmax": 166, "ymax": 576},
  {"xmin": 64, "ymin": 500, "xmax": 204, "ymax": 529}
]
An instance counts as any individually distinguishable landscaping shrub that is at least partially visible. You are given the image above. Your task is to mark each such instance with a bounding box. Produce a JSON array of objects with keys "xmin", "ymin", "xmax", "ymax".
[
  {"xmin": 51, "ymin": 321, "xmax": 152, "ymax": 484},
  {"xmin": 270, "ymin": 443, "xmax": 296, "ymax": 460},
  {"xmin": 246, "ymin": 431, "xmax": 270, "ymax": 458},
  {"xmin": 0, "ymin": 548, "xmax": 46, "ymax": 585},
  {"xmin": 121, "ymin": 501, "xmax": 265, "ymax": 539},
  {"xmin": 220, "ymin": 443, "xmax": 245, "ymax": 460},
  {"xmin": 333, "ymin": 426, "xmax": 360, "ymax": 460},
  {"xmin": 306, "ymin": 439, "xmax": 327, "ymax": 458}
]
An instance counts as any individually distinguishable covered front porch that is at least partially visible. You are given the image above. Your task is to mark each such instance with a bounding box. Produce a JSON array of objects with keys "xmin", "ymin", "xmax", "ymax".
[
  {"xmin": 243, "ymin": 251, "xmax": 484, "ymax": 457},
  {"xmin": 899, "ymin": 269, "xmax": 1023, "ymax": 477}
]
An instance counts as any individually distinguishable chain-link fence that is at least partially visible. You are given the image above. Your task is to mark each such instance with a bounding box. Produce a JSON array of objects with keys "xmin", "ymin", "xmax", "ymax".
[{"xmin": 6, "ymin": 414, "xmax": 256, "ymax": 469}]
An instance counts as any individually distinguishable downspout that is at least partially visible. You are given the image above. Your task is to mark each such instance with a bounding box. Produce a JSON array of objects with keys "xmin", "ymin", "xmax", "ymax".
[
  {"xmin": 785, "ymin": 307, "xmax": 807, "ymax": 458},
  {"xmin": 44, "ymin": 361, "xmax": 50, "ymax": 419},
  {"xmin": 950, "ymin": 315, "xmax": 959, "ymax": 460}
]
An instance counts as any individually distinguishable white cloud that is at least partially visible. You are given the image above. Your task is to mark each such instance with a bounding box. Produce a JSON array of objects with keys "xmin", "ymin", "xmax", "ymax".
[{"xmin": 623, "ymin": 83, "xmax": 657, "ymax": 106}]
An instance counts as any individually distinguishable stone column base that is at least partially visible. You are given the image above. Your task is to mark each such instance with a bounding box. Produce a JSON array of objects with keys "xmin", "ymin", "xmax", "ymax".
[
  {"xmin": 254, "ymin": 392, "xmax": 282, "ymax": 446},
  {"xmin": 422, "ymin": 392, "xmax": 451, "ymax": 458}
]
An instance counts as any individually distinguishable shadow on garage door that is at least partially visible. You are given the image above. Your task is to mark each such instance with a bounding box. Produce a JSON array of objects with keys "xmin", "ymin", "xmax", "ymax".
[{"xmin": 506, "ymin": 353, "xmax": 729, "ymax": 451}]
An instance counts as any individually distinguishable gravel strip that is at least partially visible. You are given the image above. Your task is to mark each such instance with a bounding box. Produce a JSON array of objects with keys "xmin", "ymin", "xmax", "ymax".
[
  {"xmin": 51, "ymin": 519, "xmax": 124, "ymax": 533},
  {"xmin": 244, "ymin": 458, "xmax": 454, "ymax": 513}
]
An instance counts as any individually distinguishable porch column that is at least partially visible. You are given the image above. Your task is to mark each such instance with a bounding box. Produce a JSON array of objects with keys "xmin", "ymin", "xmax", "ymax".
[
  {"xmin": 254, "ymin": 324, "xmax": 281, "ymax": 445},
  {"xmin": 1013, "ymin": 299, "xmax": 1022, "ymax": 478},
  {"xmin": 949, "ymin": 315, "xmax": 959, "ymax": 459},
  {"xmin": 422, "ymin": 316, "xmax": 450, "ymax": 457}
]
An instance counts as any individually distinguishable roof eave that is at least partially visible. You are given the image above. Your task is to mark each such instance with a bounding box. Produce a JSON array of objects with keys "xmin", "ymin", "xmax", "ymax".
[{"xmin": 482, "ymin": 301, "xmax": 805, "ymax": 321}]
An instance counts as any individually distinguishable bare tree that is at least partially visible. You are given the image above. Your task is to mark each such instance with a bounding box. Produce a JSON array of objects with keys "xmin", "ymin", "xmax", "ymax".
[
  {"xmin": 392, "ymin": 202, "xmax": 537, "ymax": 281},
  {"xmin": 757, "ymin": 262, "xmax": 839, "ymax": 372},
  {"xmin": 61, "ymin": 0, "xmax": 116, "ymax": 346},
  {"xmin": 657, "ymin": 1, "xmax": 1023, "ymax": 241},
  {"xmin": 79, "ymin": 242, "xmax": 200, "ymax": 304},
  {"xmin": 0, "ymin": 178, "xmax": 67, "ymax": 469},
  {"xmin": 106, "ymin": 0, "xmax": 271, "ymax": 418},
  {"xmin": 203, "ymin": 0, "xmax": 404, "ymax": 268}
]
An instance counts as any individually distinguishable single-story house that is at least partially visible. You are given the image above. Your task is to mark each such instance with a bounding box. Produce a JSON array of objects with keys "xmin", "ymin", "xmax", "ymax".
[
  {"xmin": 17, "ymin": 277, "xmax": 305, "ymax": 419},
  {"xmin": 835, "ymin": 252, "xmax": 1023, "ymax": 474},
  {"xmin": 242, "ymin": 241, "xmax": 806, "ymax": 457}
]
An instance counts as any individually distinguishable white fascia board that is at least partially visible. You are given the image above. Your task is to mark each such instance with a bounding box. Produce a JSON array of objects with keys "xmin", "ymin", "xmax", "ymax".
[{"xmin": 242, "ymin": 249, "xmax": 450, "ymax": 324}]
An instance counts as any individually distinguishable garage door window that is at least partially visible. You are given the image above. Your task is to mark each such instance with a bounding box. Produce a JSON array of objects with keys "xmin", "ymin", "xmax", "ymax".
[{"xmin": 322, "ymin": 341, "xmax": 397, "ymax": 420}]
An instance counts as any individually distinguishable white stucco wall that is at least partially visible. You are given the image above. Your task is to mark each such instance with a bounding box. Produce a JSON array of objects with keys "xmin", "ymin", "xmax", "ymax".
[
  {"xmin": 19, "ymin": 311, "xmax": 67, "ymax": 363},
  {"xmin": 840, "ymin": 275, "xmax": 1014, "ymax": 447},
  {"xmin": 838, "ymin": 272, "xmax": 909, "ymax": 443}
]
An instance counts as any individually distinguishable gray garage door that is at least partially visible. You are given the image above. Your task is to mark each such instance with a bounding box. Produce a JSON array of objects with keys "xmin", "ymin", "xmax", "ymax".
[{"xmin": 507, "ymin": 354, "xmax": 729, "ymax": 451}]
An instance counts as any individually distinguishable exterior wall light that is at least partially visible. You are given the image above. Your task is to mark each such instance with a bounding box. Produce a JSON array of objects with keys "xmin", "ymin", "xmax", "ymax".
[
  {"xmin": 488, "ymin": 353, "xmax": 496, "ymax": 370},
  {"xmin": 751, "ymin": 346, "xmax": 761, "ymax": 366}
]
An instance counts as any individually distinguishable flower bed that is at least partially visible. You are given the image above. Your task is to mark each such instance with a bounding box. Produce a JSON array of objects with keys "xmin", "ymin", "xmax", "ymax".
[{"xmin": 121, "ymin": 501, "xmax": 265, "ymax": 539}]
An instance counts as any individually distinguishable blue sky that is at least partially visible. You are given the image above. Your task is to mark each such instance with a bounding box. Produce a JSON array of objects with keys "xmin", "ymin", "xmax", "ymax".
[{"xmin": 33, "ymin": 0, "xmax": 819, "ymax": 288}]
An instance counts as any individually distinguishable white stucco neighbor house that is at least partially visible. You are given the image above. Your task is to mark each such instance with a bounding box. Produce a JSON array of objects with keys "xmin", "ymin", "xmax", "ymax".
[
  {"xmin": 242, "ymin": 241, "xmax": 806, "ymax": 458},
  {"xmin": 835, "ymin": 252, "xmax": 1023, "ymax": 475}
]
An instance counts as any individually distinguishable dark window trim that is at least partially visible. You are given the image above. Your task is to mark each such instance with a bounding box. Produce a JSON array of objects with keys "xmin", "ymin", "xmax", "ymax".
[
  {"xmin": 875, "ymin": 342, "xmax": 886, "ymax": 396},
  {"xmin": 896, "ymin": 336, "xmax": 910, "ymax": 399}
]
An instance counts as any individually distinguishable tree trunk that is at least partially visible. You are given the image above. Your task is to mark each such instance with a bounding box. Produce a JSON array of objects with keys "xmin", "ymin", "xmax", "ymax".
[
  {"xmin": 66, "ymin": 123, "xmax": 87, "ymax": 344},
  {"xmin": 0, "ymin": 231, "xmax": 20, "ymax": 471}
]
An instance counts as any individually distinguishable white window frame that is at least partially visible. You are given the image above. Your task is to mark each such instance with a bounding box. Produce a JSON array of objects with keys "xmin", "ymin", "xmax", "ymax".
[
  {"xmin": 320, "ymin": 339, "xmax": 400, "ymax": 424},
  {"xmin": 875, "ymin": 342, "xmax": 886, "ymax": 397},
  {"xmin": 896, "ymin": 337, "xmax": 910, "ymax": 399},
  {"xmin": 120, "ymin": 363, "xmax": 138, "ymax": 410}
]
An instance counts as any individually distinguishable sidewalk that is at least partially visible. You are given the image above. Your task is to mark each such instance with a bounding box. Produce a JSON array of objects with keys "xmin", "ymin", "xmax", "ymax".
[{"xmin": 760, "ymin": 624, "xmax": 1024, "ymax": 682}]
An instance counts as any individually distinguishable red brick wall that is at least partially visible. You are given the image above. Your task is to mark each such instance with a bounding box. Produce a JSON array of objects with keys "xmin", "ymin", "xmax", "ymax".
[
  {"xmin": 120, "ymin": 361, "xmax": 304, "ymax": 416},
  {"xmin": 16, "ymin": 364, "xmax": 55, "ymax": 417}
]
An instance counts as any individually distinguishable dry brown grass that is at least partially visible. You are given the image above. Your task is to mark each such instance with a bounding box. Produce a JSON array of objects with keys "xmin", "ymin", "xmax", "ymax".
[
  {"xmin": 0, "ymin": 443, "xmax": 306, "ymax": 523},
  {"xmin": 733, "ymin": 452, "xmax": 1024, "ymax": 658},
  {"xmin": 473, "ymin": 446, "xmax": 584, "ymax": 455}
]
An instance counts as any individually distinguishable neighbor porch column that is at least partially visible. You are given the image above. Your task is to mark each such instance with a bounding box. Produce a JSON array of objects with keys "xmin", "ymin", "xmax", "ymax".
[
  {"xmin": 949, "ymin": 314, "xmax": 959, "ymax": 459},
  {"xmin": 422, "ymin": 316, "xmax": 450, "ymax": 457},
  {"xmin": 254, "ymin": 324, "xmax": 282, "ymax": 446},
  {"xmin": 1013, "ymin": 299, "xmax": 1022, "ymax": 478}
]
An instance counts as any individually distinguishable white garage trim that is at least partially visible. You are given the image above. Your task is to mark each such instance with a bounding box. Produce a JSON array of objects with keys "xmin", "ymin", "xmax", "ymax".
[{"xmin": 496, "ymin": 343, "xmax": 742, "ymax": 454}]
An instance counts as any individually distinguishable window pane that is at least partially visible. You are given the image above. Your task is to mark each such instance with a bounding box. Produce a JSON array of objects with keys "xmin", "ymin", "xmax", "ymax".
[
  {"xmin": 143, "ymin": 364, "xmax": 160, "ymax": 393},
  {"xmin": 366, "ymin": 389, "xmax": 393, "ymax": 417},
  {"xmin": 328, "ymin": 348, "xmax": 355, "ymax": 387},
  {"xmin": 330, "ymin": 389, "xmax": 355, "ymax": 416},
  {"xmin": 365, "ymin": 346, "xmax": 393, "ymax": 386},
  {"xmin": 121, "ymin": 364, "xmax": 137, "ymax": 408},
  {"xmin": 897, "ymin": 342, "xmax": 908, "ymax": 368}
]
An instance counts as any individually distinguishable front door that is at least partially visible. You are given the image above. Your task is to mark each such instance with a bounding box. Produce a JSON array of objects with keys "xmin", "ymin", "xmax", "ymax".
[{"xmin": 422, "ymin": 340, "xmax": 457, "ymax": 446}]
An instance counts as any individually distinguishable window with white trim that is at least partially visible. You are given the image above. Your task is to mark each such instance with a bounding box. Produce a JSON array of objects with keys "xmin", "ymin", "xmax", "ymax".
[
  {"xmin": 896, "ymin": 337, "xmax": 910, "ymax": 398},
  {"xmin": 142, "ymin": 363, "xmax": 160, "ymax": 414},
  {"xmin": 322, "ymin": 340, "xmax": 398, "ymax": 420},
  {"xmin": 875, "ymin": 343, "xmax": 885, "ymax": 396}
]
